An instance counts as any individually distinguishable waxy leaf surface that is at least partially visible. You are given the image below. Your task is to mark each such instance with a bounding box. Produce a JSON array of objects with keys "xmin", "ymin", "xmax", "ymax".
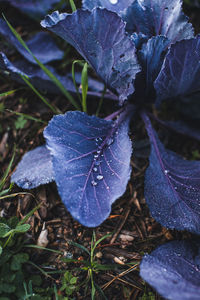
[
  {"xmin": 140, "ymin": 240, "xmax": 200, "ymax": 300},
  {"xmin": 142, "ymin": 113, "xmax": 200, "ymax": 234},
  {"xmin": 122, "ymin": 0, "xmax": 194, "ymax": 42},
  {"xmin": 135, "ymin": 35, "xmax": 169, "ymax": 100},
  {"xmin": 41, "ymin": 9, "xmax": 140, "ymax": 101},
  {"xmin": 1, "ymin": 0, "xmax": 61, "ymax": 19},
  {"xmin": 82, "ymin": 0, "xmax": 133, "ymax": 13},
  {"xmin": 11, "ymin": 146, "xmax": 54, "ymax": 189},
  {"xmin": 155, "ymin": 36, "xmax": 200, "ymax": 106},
  {"xmin": 0, "ymin": 19, "xmax": 63, "ymax": 64},
  {"xmin": 44, "ymin": 111, "xmax": 132, "ymax": 227}
]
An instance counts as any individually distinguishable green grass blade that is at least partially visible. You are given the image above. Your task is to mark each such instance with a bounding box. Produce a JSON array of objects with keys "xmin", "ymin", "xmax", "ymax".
[
  {"xmin": 72, "ymin": 60, "xmax": 83, "ymax": 104},
  {"xmin": 3, "ymin": 14, "xmax": 32, "ymax": 55},
  {"xmin": 32, "ymin": 57, "xmax": 80, "ymax": 110},
  {"xmin": 69, "ymin": 0, "xmax": 77, "ymax": 12},
  {"xmin": 68, "ymin": 240, "xmax": 90, "ymax": 256},
  {"xmin": 18, "ymin": 203, "xmax": 41, "ymax": 225},
  {"xmin": 0, "ymin": 89, "xmax": 19, "ymax": 98},
  {"xmin": 94, "ymin": 282, "xmax": 108, "ymax": 300},
  {"xmin": 93, "ymin": 233, "xmax": 111, "ymax": 251},
  {"xmin": 20, "ymin": 75, "xmax": 58, "ymax": 114},
  {"xmin": 0, "ymin": 145, "xmax": 16, "ymax": 191},
  {"xmin": 6, "ymin": 109, "xmax": 47, "ymax": 124},
  {"xmin": 81, "ymin": 62, "xmax": 88, "ymax": 113},
  {"xmin": 3, "ymin": 15, "xmax": 80, "ymax": 110},
  {"xmin": 0, "ymin": 192, "xmax": 33, "ymax": 200},
  {"xmin": 96, "ymin": 85, "xmax": 106, "ymax": 116},
  {"xmin": 24, "ymin": 244, "xmax": 63, "ymax": 254}
]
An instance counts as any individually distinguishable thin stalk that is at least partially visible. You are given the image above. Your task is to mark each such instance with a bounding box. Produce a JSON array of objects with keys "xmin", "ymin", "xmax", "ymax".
[
  {"xmin": 72, "ymin": 60, "xmax": 84, "ymax": 104},
  {"xmin": 104, "ymin": 107, "xmax": 125, "ymax": 121},
  {"xmin": 96, "ymin": 85, "xmax": 106, "ymax": 116},
  {"xmin": 7, "ymin": 109, "xmax": 46, "ymax": 124},
  {"xmin": 81, "ymin": 62, "xmax": 88, "ymax": 113},
  {"xmin": 3, "ymin": 15, "xmax": 80, "ymax": 110},
  {"xmin": 69, "ymin": 0, "xmax": 77, "ymax": 12},
  {"xmin": 20, "ymin": 75, "xmax": 58, "ymax": 114}
]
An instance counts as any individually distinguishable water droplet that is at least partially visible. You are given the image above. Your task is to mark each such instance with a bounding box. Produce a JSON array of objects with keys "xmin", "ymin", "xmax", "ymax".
[
  {"xmin": 91, "ymin": 180, "xmax": 97, "ymax": 186},
  {"xmin": 94, "ymin": 160, "xmax": 101, "ymax": 166},
  {"xmin": 95, "ymin": 138, "xmax": 99, "ymax": 142},
  {"xmin": 107, "ymin": 138, "xmax": 114, "ymax": 146},
  {"xmin": 97, "ymin": 150, "xmax": 101, "ymax": 154},
  {"xmin": 93, "ymin": 167, "xmax": 98, "ymax": 172},
  {"xmin": 97, "ymin": 175, "xmax": 103, "ymax": 180},
  {"xmin": 106, "ymin": 186, "xmax": 110, "ymax": 190},
  {"xmin": 94, "ymin": 154, "xmax": 98, "ymax": 159},
  {"xmin": 164, "ymin": 170, "xmax": 169, "ymax": 175},
  {"xmin": 110, "ymin": 0, "xmax": 118, "ymax": 3}
]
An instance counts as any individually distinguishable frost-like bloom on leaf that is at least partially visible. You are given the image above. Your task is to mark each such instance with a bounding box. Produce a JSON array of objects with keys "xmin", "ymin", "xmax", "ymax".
[
  {"xmin": 140, "ymin": 240, "xmax": 200, "ymax": 300},
  {"xmin": 10, "ymin": 1, "xmax": 200, "ymax": 299},
  {"xmin": 12, "ymin": 0, "xmax": 200, "ymax": 241}
]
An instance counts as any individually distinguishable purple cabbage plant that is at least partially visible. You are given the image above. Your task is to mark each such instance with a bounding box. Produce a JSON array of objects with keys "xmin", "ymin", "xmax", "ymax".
[{"xmin": 11, "ymin": 1, "xmax": 200, "ymax": 298}]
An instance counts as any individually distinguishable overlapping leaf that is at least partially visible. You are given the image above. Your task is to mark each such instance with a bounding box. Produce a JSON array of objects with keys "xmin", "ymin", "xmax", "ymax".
[
  {"xmin": 155, "ymin": 36, "xmax": 200, "ymax": 106},
  {"xmin": 135, "ymin": 36, "xmax": 169, "ymax": 100},
  {"xmin": 41, "ymin": 9, "xmax": 140, "ymax": 102},
  {"xmin": 11, "ymin": 146, "xmax": 54, "ymax": 189},
  {"xmin": 44, "ymin": 111, "xmax": 132, "ymax": 227},
  {"xmin": 0, "ymin": 52, "xmax": 116, "ymax": 99},
  {"xmin": 142, "ymin": 112, "xmax": 200, "ymax": 234},
  {"xmin": 0, "ymin": 19, "xmax": 63, "ymax": 64},
  {"xmin": 0, "ymin": 52, "xmax": 73, "ymax": 95},
  {"xmin": 155, "ymin": 118, "xmax": 200, "ymax": 141},
  {"xmin": 82, "ymin": 0, "xmax": 133, "ymax": 13},
  {"xmin": 0, "ymin": 0, "xmax": 61, "ymax": 19},
  {"xmin": 122, "ymin": 0, "xmax": 194, "ymax": 42},
  {"xmin": 140, "ymin": 240, "xmax": 200, "ymax": 300}
]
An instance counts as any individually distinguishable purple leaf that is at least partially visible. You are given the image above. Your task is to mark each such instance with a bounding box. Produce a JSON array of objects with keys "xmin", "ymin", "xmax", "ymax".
[
  {"xmin": 140, "ymin": 240, "xmax": 200, "ymax": 300},
  {"xmin": 0, "ymin": 19, "xmax": 63, "ymax": 64},
  {"xmin": 130, "ymin": 32, "xmax": 148, "ymax": 49},
  {"xmin": 153, "ymin": 117, "xmax": 200, "ymax": 141},
  {"xmin": 142, "ymin": 112, "xmax": 200, "ymax": 234},
  {"xmin": 0, "ymin": 52, "xmax": 74, "ymax": 95},
  {"xmin": 155, "ymin": 36, "xmax": 200, "ymax": 107},
  {"xmin": 44, "ymin": 110, "xmax": 132, "ymax": 227},
  {"xmin": 135, "ymin": 36, "xmax": 169, "ymax": 100},
  {"xmin": 41, "ymin": 9, "xmax": 141, "ymax": 102},
  {"xmin": 122, "ymin": 0, "xmax": 194, "ymax": 42},
  {"xmin": 11, "ymin": 146, "xmax": 54, "ymax": 189},
  {"xmin": 1, "ymin": 0, "xmax": 61, "ymax": 19},
  {"xmin": 0, "ymin": 52, "xmax": 117, "ymax": 100},
  {"xmin": 82, "ymin": 0, "xmax": 133, "ymax": 13}
]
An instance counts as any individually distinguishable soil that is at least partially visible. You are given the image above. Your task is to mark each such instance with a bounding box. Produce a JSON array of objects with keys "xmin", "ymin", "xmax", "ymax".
[{"xmin": 0, "ymin": 1, "xmax": 199, "ymax": 299}]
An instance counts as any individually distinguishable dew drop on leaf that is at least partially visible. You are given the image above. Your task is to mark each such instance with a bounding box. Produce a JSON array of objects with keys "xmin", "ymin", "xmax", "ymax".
[
  {"xmin": 97, "ymin": 175, "xmax": 104, "ymax": 180},
  {"xmin": 91, "ymin": 180, "xmax": 97, "ymax": 186}
]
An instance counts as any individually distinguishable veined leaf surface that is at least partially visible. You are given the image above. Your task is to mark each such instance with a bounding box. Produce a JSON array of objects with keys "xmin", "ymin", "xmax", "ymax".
[
  {"xmin": 41, "ymin": 8, "xmax": 140, "ymax": 102},
  {"xmin": 142, "ymin": 112, "xmax": 200, "ymax": 234},
  {"xmin": 140, "ymin": 240, "xmax": 200, "ymax": 300},
  {"xmin": 44, "ymin": 111, "xmax": 132, "ymax": 227}
]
